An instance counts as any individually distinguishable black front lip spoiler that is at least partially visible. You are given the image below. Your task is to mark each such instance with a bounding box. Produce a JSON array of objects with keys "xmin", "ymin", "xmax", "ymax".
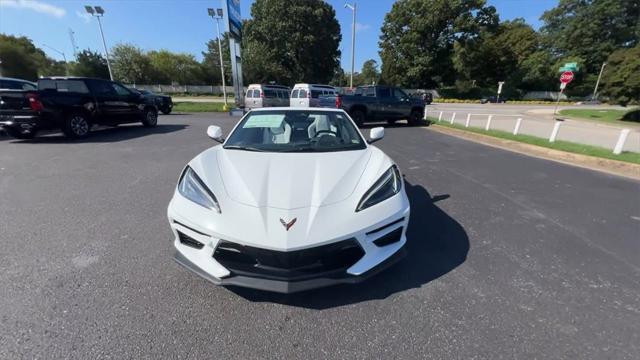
[{"xmin": 173, "ymin": 246, "xmax": 406, "ymax": 294}]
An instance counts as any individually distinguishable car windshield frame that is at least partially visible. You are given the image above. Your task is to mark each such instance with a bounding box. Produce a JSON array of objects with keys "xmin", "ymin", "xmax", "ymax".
[{"xmin": 223, "ymin": 109, "xmax": 367, "ymax": 153}]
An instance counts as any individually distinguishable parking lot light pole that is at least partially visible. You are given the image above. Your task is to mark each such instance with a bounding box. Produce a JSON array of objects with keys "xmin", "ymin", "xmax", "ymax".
[
  {"xmin": 43, "ymin": 44, "xmax": 69, "ymax": 75},
  {"xmin": 85, "ymin": 5, "xmax": 113, "ymax": 80},
  {"xmin": 344, "ymin": 2, "xmax": 356, "ymax": 89},
  {"xmin": 208, "ymin": 8, "xmax": 228, "ymax": 108},
  {"xmin": 592, "ymin": 62, "xmax": 606, "ymax": 101}
]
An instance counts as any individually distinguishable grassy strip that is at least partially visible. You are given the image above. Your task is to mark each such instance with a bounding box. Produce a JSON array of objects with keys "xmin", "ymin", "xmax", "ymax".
[
  {"xmin": 559, "ymin": 108, "xmax": 638, "ymax": 125},
  {"xmin": 428, "ymin": 118, "xmax": 640, "ymax": 164},
  {"xmin": 435, "ymin": 99, "xmax": 574, "ymax": 105},
  {"xmin": 172, "ymin": 102, "xmax": 227, "ymax": 112}
]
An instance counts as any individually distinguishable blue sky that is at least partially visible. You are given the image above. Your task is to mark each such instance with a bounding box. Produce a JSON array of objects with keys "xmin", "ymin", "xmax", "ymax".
[{"xmin": 0, "ymin": 0, "xmax": 558, "ymax": 72}]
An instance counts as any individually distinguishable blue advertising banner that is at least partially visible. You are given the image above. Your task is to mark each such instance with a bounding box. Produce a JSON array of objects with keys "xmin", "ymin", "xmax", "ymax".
[{"xmin": 227, "ymin": 0, "xmax": 242, "ymax": 39}]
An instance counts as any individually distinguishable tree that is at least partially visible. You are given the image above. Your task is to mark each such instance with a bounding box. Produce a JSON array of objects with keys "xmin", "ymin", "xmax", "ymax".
[
  {"xmin": 111, "ymin": 43, "xmax": 152, "ymax": 84},
  {"xmin": 360, "ymin": 59, "xmax": 380, "ymax": 85},
  {"xmin": 0, "ymin": 34, "xmax": 49, "ymax": 80},
  {"xmin": 71, "ymin": 50, "xmax": 110, "ymax": 79},
  {"xmin": 379, "ymin": 0, "xmax": 498, "ymax": 88},
  {"xmin": 147, "ymin": 50, "xmax": 202, "ymax": 84},
  {"xmin": 540, "ymin": 0, "xmax": 640, "ymax": 74},
  {"xmin": 243, "ymin": 0, "xmax": 341, "ymax": 85},
  {"xmin": 599, "ymin": 46, "xmax": 640, "ymax": 106},
  {"xmin": 201, "ymin": 34, "xmax": 232, "ymax": 85}
]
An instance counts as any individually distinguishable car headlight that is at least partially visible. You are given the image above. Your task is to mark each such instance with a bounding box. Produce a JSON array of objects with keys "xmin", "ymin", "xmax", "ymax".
[
  {"xmin": 178, "ymin": 166, "xmax": 221, "ymax": 213},
  {"xmin": 356, "ymin": 165, "xmax": 402, "ymax": 212}
]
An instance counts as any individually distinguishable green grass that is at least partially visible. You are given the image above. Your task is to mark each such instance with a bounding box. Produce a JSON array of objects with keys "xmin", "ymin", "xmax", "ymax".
[
  {"xmin": 428, "ymin": 118, "xmax": 640, "ymax": 164},
  {"xmin": 172, "ymin": 102, "xmax": 227, "ymax": 112},
  {"xmin": 559, "ymin": 108, "xmax": 638, "ymax": 126}
]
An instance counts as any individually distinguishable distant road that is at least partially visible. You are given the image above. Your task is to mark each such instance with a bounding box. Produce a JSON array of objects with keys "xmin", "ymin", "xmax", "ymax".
[
  {"xmin": 172, "ymin": 96, "xmax": 228, "ymax": 103},
  {"xmin": 428, "ymin": 103, "xmax": 640, "ymax": 152}
]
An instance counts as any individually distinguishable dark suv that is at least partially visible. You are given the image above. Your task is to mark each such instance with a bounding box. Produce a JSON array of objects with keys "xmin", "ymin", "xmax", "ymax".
[{"xmin": 0, "ymin": 77, "xmax": 158, "ymax": 139}]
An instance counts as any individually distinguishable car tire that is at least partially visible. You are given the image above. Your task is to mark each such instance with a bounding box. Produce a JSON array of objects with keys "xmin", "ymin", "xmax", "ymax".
[
  {"xmin": 408, "ymin": 109, "xmax": 424, "ymax": 126},
  {"xmin": 5, "ymin": 127, "xmax": 37, "ymax": 140},
  {"xmin": 350, "ymin": 109, "xmax": 365, "ymax": 127},
  {"xmin": 142, "ymin": 108, "xmax": 158, "ymax": 127},
  {"xmin": 62, "ymin": 113, "xmax": 91, "ymax": 139},
  {"xmin": 161, "ymin": 108, "xmax": 172, "ymax": 115}
]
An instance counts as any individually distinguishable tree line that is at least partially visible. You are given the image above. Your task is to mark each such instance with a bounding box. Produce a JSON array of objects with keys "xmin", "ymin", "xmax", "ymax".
[{"xmin": 0, "ymin": 0, "xmax": 637, "ymax": 104}]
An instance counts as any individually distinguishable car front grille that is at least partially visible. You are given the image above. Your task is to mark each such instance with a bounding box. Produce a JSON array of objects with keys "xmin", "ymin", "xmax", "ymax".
[{"xmin": 213, "ymin": 239, "xmax": 365, "ymax": 281}]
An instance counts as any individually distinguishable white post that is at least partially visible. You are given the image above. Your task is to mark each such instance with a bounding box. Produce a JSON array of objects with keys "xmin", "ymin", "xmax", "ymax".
[
  {"xmin": 450, "ymin": 112, "xmax": 456, "ymax": 124},
  {"xmin": 549, "ymin": 121, "xmax": 562, "ymax": 142},
  {"xmin": 438, "ymin": 111, "xmax": 443, "ymax": 122},
  {"xmin": 485, "ymin": 115, "xmax": 493, "ymax": 131},
  {"xmin": 513, "ymin": 117, "xmax": 522, "ymax": 135},
  {"xmin": 613, "ymin": 129, "xmax": 631, "ymax": 154},
  {"xmin": 465, "ymin": 113, "xmax": 471, "ymax": 128},
  {"xmin": 423, "ymin": 106, "xmax": 427, "ymax": 121}
]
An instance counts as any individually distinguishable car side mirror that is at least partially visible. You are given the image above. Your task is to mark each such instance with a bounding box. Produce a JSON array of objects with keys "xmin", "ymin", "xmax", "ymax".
[
  {"xmin": 368, "ymin": 127, "xmax": 384, "ymax": 144},
  {"xmin": 207, "ymin": 125, "xmax": 224, "ymax": 143}
]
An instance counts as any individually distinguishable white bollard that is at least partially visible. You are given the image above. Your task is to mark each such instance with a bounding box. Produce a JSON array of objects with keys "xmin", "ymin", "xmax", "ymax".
[
  {"xmin": 513, "ymin": 117, "xmax": 522, "ymax": 135},
  {"xmin": 549, "ymin": 121, "xmax": 562, "ymax": 142},
  {"xmin": 465, "ymin": 113, "xmax": 471, "ymax": 128},
  {"xmin": 613, "ymin": 128, "xmax": 631, "ymax": 154},
  {"xmin": 450, "ymin": 112, "xmax": 456, "ymax": 124},
  {"xmin": 485, "ymin": 115, "xmax": 493, "ymax": 131},
  {"xmin": 423, "ymin": 106, "xmax": 428, "ymax": 121},
  {"xmin": 438, "ymin": 111, "xmax": 443, "ymax": 122}
]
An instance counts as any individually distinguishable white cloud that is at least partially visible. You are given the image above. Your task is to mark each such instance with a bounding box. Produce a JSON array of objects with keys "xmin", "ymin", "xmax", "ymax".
[
  {"xmin": 355, "ymin": 23, "xmax": 370, "ymax": 32},
  {"xmin": 0, "ymin": 0, "xmax": 66, "ymax": 18},
  {"xmin": 75, "ymin": 10, "xmax": 91, "ymax": 23}
]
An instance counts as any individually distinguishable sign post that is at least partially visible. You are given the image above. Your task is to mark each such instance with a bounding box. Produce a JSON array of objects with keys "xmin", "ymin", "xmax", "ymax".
[
  {"xmin": 554, "ymin": 71, "xmax": 574, "ymax": 115},
  {"xmin": 496, "ymin": 81, "xmax": 504, "ymax": 103},
  {"xmin": 224, "ymin": 0, "xmax": 244, "ymax": 109}
]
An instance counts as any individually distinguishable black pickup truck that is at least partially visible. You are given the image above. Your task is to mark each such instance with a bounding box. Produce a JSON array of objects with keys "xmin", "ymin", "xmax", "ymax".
[
  {"xmin": 0, "ymin": 77, "xmax": 158, "ymax": 139},
  {"xmin": 318, "ymin": 85, "xmax": 426, "ymax": 126}
]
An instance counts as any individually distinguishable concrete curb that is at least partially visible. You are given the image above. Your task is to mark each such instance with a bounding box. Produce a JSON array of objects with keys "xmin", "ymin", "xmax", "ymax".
[{"xmin": 427, "ymin": 125, "xmax": 640, "ymax": 181}]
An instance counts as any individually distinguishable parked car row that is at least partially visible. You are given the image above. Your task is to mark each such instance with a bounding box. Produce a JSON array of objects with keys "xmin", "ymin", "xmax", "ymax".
[
  {"xmin": 0, "ymin": 76, "xmax": 160, "ymax": 139},
  {"xmin": 244, "ymin": 83, "xmax": 426, "ymax": 127}
]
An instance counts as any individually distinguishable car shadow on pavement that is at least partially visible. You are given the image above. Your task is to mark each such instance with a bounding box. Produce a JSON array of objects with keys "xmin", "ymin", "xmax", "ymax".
[
  {"xmin": 8, "ymin": 124, "xmax": 187, "ymax": 144},
  {"xmin": 228, "ymin": 181, "xmax": 469, "ymax": 309}
]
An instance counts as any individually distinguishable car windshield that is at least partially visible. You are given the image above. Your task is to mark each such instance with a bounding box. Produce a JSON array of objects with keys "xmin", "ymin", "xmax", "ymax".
[{"xmin": 224, "ymin": 110, "xmax": 366, "ymax": 153}]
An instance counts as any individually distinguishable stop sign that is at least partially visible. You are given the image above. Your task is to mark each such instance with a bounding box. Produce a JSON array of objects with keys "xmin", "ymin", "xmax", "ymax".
[{"xmin": 560, "ymin": 71, "xmax": 574, "ymax": 84}]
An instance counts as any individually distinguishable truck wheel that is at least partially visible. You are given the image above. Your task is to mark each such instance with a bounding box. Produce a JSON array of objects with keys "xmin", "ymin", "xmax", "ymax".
[
  {"xmin": 408, "ymin": 109, "xmax": 424, "ymax": 126},
  {"xmin": 161, "ymin": 107, "xmax": 172, "ymax": 115},
  {"xmin": 62, "ymin": 113, "xmax": 91, "ymax": 138},
  {"xmin": 142, "ymin": 108, "xmax": 158, "ymax": 127},
  {"xmin": 350, "ymin": 110, "xmax": 365, "ymax": 127}
]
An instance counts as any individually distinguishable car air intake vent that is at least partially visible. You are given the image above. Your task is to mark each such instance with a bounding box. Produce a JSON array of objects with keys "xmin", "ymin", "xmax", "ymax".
[
  {"xmin": 177, "ymin": 231, "xmax": 204, "ymax": 249},
  {"xmin": 373, "ymin": 227, "xmax": 403, "ymax": 247},
  {"xmin": 213, "ymin": 239, "xmax": 365, "ymax": 281}
]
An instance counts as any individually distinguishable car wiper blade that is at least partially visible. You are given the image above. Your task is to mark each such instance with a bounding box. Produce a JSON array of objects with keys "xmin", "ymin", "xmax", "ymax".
[{"xmin": 223, "ymin": 145, "xmax": 265, "ymax": 152}]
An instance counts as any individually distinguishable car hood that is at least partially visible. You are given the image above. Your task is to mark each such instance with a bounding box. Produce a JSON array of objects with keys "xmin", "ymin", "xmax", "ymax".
[{"xmin": 215, "ymin": 148, "xmax": 371, "ymax": 209}]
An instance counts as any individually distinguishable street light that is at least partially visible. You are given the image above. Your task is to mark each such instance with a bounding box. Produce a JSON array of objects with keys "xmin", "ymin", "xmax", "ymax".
[
  {"xmin": 208, "ymin": 7, "xmax": 228, "ymax": 107},
  {"xmin": 344, "ymin": 2, "xmax": 356, "ymax": 89},
  {"xmin": 43, "ymin": 44, "xmax": 69, "ymax": 75},
  {"xmin": 85, "ymin": 5, "xmax": 113, "ymax": 80}
]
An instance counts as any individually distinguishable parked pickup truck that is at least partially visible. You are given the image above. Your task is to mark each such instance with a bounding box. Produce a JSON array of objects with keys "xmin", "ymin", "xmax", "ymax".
[
  {"xmin": 318, "ymin": 85, "xmax": 425, "ymax": 126},
  {"xmin": 0, "ymin": 77, "xmax": 158, "ymax": 139}
]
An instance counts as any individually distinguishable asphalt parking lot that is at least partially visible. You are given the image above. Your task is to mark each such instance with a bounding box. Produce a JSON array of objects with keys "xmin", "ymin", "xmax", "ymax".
[{"xmin": 1, "ymin": 113, "xmax": 639, "ymax": 359}]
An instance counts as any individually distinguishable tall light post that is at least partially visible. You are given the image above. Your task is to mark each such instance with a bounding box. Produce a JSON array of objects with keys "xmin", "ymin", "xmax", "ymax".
[
  {"xmin": 208, "ymin": 8, "xmax": 228, "ymax": 107},
  {"xmin": 85, "ymin": 5, "xmax": 113, "ymax": 80},
  {"xmin": 592, "ymin": 62, "xmax": 607, "ymax": 101},
  {"xmin": 344, "ymin": 2, "xmax": 356, "ymax": 89},
  {"xmin": 43, "ymin": 44, "xmax": 69, "ymax": 75}
]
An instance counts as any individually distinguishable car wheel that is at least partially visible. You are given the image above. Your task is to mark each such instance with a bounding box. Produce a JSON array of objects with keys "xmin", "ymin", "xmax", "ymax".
[
  {"xmin": 350, "ymin": 110, "xmax": 365, "ymax": 127},
  {"xmin": 161, "ymin": 108, "xmax": 171, "ymax": 115},
  {"xmin": 5, "ymin": 127, "xmax": 37, "ymax": 140},
  {"xmin": 63, "ymin": 113, "xmax": 91, "ymax": 139},
  {"xmin": 408, "ymin": 109, "xmax": 424, "ymax": 126},
  {"xmin": 142, "ymin": 108, "xmax": 158, "ymax": 127}
]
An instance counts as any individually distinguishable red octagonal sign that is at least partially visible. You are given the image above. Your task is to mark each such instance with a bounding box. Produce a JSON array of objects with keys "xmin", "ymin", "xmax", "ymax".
[{"xmin": 560, "ymin": 71, "xmax": 574, "ymax": 84}]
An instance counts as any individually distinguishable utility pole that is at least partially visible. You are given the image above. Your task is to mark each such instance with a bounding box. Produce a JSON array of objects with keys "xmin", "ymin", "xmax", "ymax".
[
  {"xmin": 592, "ymin": 62, "xmax": 607, "ymax": 101},
  {"xmin": 43, "ymin": 44, "xmax": 69, "ymax": 75},
  {"xmin": 208, "ymin": 8, "xmax": 228, "ymax": 108},
  {"xmin": 85, "ymin": 5, "xmax": 113, "ymax": 80},
  {"xmin": 344, "ymin": 2, "xmax": 356, "ymax": 89}
]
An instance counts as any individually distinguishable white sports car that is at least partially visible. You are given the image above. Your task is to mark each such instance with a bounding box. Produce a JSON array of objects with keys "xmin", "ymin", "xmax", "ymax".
[{"xmin": 167, "ymin": 108, "xmax": 410, "ymax": 293}]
